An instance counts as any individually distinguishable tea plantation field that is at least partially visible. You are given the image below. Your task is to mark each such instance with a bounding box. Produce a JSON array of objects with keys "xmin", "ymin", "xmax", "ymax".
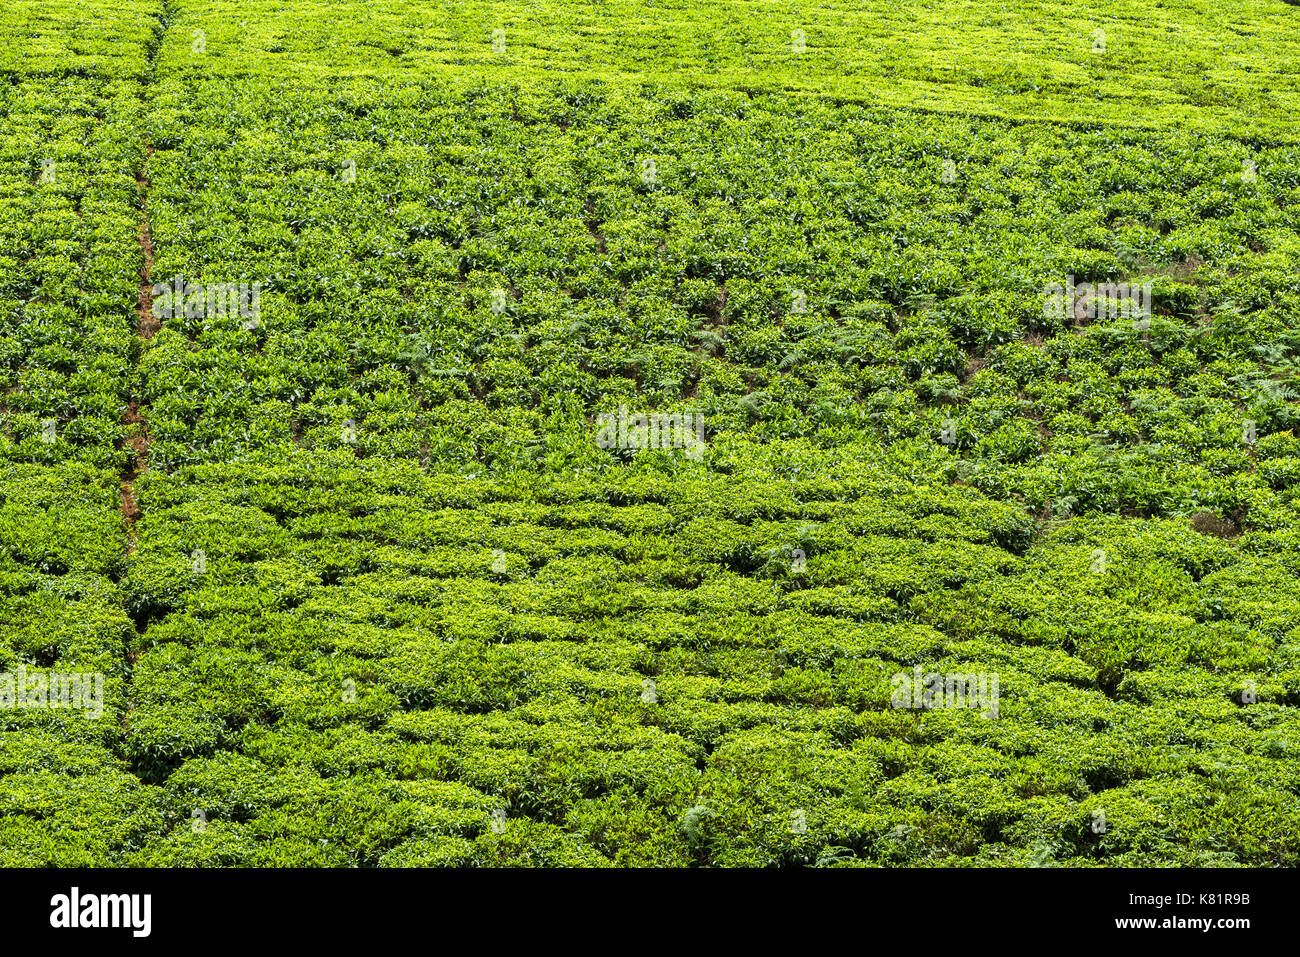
[{"xmin": 1, "ymin": 0, "xmax": 1298, "ymax": 867}]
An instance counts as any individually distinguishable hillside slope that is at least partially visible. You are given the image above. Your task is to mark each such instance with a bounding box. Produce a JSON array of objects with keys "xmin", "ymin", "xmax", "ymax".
[{"xmin": 0, "ymin": 0, "xmax": 1297, "ymax": 866}]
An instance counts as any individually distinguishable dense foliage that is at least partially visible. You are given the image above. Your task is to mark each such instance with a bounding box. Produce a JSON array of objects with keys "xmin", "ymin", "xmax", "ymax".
[{"xmin": 0, "ymin": 0, "xmax": 1297, "ymax": 867}]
